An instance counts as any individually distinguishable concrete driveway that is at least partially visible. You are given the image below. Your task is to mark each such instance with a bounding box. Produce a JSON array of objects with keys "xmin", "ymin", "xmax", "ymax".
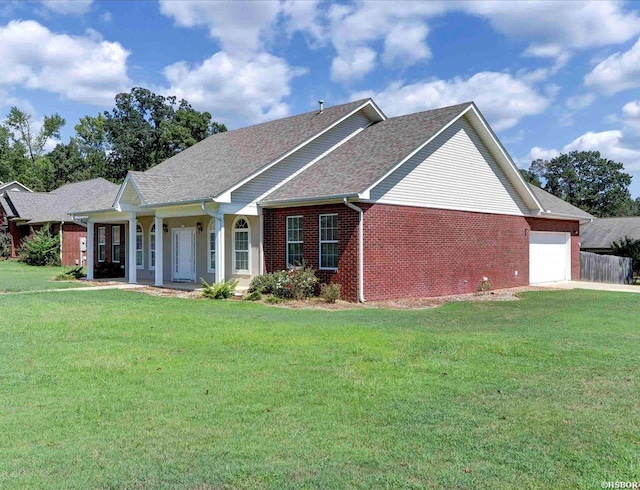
[{"xmin": 536, "ymin": 281, "xmax": 640, "ymax": 293}]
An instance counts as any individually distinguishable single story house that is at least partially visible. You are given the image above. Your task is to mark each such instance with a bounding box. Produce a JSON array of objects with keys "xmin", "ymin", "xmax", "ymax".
[
  {"xmin": 0, "ymin": 178, "xmax": 118, "ymax": 266},
  {"xmin": 580, "ymin": 217, "xmax": 640, "ymax": 254},
  {"xmin": 70, "ymin": 99, "xmax": 592, "ymax": 301}
]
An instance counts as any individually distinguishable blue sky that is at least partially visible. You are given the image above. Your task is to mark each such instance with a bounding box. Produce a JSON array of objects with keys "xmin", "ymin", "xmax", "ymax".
[{"xmin": 2, "ymin": 1, "xmax": 640, "ymax": 195}]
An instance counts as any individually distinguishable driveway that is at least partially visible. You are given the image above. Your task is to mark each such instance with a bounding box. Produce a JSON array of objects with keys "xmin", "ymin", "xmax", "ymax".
[{"xmin": 537, "ymin": 281, "xmax": 640, "ymax": 294}]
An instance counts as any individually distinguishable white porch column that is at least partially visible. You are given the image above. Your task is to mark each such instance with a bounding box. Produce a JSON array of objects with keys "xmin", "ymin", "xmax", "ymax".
[
  {"xmin": 86, "ymin": 220, "xmax": 94, "ymax": 280},
  {"xmin": 128, "ymin": 212, "xmax": 137, "ymax": 284},
  {"xmin": 154, "ymin": 216, "xmax": 163, "ymax": 287},
  {"xmin": 216, "ymin": 215, "xmax": 225, "ymax": 283}
]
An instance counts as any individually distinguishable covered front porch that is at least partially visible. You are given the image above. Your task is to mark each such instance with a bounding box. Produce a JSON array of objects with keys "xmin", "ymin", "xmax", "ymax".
[{"xmin": 83, "ymin": 202, "xmax": 262, "ymax": 289}]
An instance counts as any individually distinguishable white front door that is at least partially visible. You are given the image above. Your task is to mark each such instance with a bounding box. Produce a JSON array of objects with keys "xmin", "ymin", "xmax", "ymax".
[
  {"xmin": 529, "ymin": 231, "xmax": 571, "ymax": 284},
  {"xmin": 173, "ymin": 228, "xmax": 196, "ymax": 282}
]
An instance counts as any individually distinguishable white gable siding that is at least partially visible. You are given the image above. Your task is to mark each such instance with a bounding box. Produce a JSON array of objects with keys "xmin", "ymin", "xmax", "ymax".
[
  {"xmin": 232, "ymin": 110, "xmax": 372, "ymax": 204},
  {"xmin": 370, "ymin": 116, "xmax": 530, "ymax": 216},
  {"xmin": 120, "ymin": 181, "xmax": 141, "ymax": 206}
]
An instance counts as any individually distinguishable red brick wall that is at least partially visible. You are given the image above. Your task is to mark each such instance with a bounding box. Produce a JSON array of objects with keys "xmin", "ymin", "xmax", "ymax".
[
  {"xmin": 263, "ymin": 204, "xmax": 359, "ymax": 301},
  {"xmin": 60, "ymin": 223, "xmax": 86, "ymax": 267},
  {"xmin": 7, "ymin": 221, "xmax": 28, "ymax": 258},
  {"xmin": 263, "ymin": 203, "xmax": 580, "ymax": 302},
  {"xmin": 526, "ymin": 217, "xmax": 580, "ymax": 281}
]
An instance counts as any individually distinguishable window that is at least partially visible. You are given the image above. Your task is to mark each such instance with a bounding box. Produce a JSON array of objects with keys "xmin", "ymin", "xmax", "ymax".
[
  {"xmin": 97, "ymin": 227, "xmax": 106, "ymax": 262},
  {"xmin": 286, "ymin": 216, "xmax": 303, "ymax": 268},
  {"xmin": 233, "ymin": 217, "xmax": 250, "ymax": 273},
  {"xmin": 319, "ymin": 214, "xmax": 338, "ymax": 269},
  {"xmin": 207, "ymin": 220, "xmax": 216, "ymax": 272},
  {"xmin": 136, "ymin": 222, "xmax": 143, "ymax": 269},
  {"xmin": 112, "ymin": 226, "xmax": 121, "ymax": 263},
  {"xmin": 149, "ymin": 224, "xmax": 156, "ymax": 270}
]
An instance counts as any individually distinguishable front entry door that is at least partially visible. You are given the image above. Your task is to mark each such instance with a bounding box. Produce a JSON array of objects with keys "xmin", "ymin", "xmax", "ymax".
[{"xmin": 173, "ymin": 228, "xmax": 196, "ymax": 282}]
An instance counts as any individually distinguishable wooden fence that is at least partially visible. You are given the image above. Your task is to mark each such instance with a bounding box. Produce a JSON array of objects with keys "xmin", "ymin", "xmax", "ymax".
[{"xmin": 580, "ymin": 251, "xmax": 633, "ymax": 284}]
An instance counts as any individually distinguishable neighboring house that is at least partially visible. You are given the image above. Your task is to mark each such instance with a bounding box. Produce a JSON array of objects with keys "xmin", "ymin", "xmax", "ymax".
[
  {"xmin": 0, "ymin": 178, "xmax": 118, "ymax": 266},
  {"xmin": 580, "ymin": 217, "xmax": 640, "ymax": 254},
  {"xmin": 70, "ymin": 99, "xmax": 592, "ymax": 301}
]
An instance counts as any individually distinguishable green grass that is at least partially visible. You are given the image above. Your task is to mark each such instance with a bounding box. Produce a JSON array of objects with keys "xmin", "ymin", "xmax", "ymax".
[
  {"xmin": 0, "ymin": 260, "xmax": 89, "ymax": 292},
  {"xmin": 0, "ymin": 289, "xmax": 638, "ymax": 488}
]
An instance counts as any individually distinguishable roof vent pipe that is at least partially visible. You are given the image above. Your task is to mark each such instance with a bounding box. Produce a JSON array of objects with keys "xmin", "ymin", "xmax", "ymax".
[{"xmin": 318, "ymin": 100, "xmax": 324, "ymax": 113}]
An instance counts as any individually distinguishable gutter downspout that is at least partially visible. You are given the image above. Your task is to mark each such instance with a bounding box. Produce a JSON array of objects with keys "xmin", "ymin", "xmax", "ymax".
[
  {"xmin": 343, "ymin": 198, "xmax": 366, "ymax": 303},
  {"xmin": 59, "ymin": 221, "xmax": 64, "ymax": 265}
]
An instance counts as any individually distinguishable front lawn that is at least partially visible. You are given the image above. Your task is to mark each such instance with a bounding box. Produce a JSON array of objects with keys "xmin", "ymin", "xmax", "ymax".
[
  {"xmin": 0, "ymin": 289, "xmax": 638, "ymax": 488},
  {"xmin": 0, "ymin": 260, "xmax": 89, "ymax": 292}
]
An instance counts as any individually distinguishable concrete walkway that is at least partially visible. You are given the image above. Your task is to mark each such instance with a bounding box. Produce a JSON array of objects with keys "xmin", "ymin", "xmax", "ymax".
[
  {"xmin": 536, "ymin": 281, "xmax": 640, "ymax": 294},
  {"xmin": 1, "ymin": 283, "xmax": 145, "ymax": 295}
]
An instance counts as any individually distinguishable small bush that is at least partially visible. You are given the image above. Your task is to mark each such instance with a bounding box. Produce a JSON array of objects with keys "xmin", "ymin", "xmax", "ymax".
[
  {"xmin": 95, "ymin": 262, "xmax": 125, "ymax": 279},
  {"xmin": 320, "ymin": 283, "xmax": 341, "ymax": 303},
  {"xmin": 477, "ymin": 277, "xmax": 491, "ymax": 294},
  {"xmin": 18, "ymin": 224, "xmax": 60, "ymax": 266},
  {"xmin": 201, "ymin": 278, "xmax": 238, "ymax": 299},
  {"xmin": 248, "ymin": 273, "xmax": 276, "ymax": 294},
  {"xmin": 244, "ymin": 290, "xmax": 262, "ymax": 301},
  {"xmin": 55, "ymin": 266, "xmax": 86, "ymax": 281},
  {"xmin": 265, "ymin": 295, "xmax": 283, "ymax": 304},
  {"xmin": 0, "ymin": 230, "xmax": 11, "ymax": 259}
]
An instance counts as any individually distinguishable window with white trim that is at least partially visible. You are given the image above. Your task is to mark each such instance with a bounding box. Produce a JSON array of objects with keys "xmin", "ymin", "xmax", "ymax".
[
  {"xmin": 207, "ymin": 220, "xmax": 216, "ymax": 273},
  {"xmin": 319, "ymin": 214, "xmax": 338, "ymax": 269},
  {"xmin": 286, "ymin": 216, "xmax": 303, "ymax": 268},
  {"xmin": 233, "ymin": 217, "xmax": 250, "ymax": 273},
  {"xmin": 112, "ymin": 226, "xmax": 121, "ymax": 263},
  {"xmin": 97, "ymin": 226, "xmax": 106, "ymax": 262},
  {"xmin": 149, "ymin": 223, "xmax": 156, "ymax": 270},
  {"xmin": 136, "ymin": 222, "xmax": 143, "ymax": 269}
]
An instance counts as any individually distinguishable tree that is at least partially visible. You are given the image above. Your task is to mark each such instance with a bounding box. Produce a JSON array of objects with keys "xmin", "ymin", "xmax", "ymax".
[
  {"xmin": 523, "ymin": 151, "xmax": 633, "ymax": 217},
  {"xmin": 4, "ymin": 107, "xmax": 65, "ymax": 164},
  {"xmin": 611, "ymin": 236, "xmax": 640, "ymax": 276},
  {"xmin": 103, "ymin": 87, "xmax": 227, "ymax": 181},
  {"xmin": 519, "ymin": 168, "xmax": 542, "ymax": 187}
]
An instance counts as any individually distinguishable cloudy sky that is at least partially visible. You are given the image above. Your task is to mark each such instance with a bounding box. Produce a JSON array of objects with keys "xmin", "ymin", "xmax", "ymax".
[{"xmin": 2, "ymin": 1, "xmax": 640, "ymax": 194}]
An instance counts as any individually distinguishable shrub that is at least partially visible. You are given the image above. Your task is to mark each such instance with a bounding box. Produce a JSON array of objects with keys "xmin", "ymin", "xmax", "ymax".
[
  {"xmin": 320, "ymin": 283, "xmax": 341, "ymax": 303},
  {"xmin": 55, "ymin": 266, "xmax": 86, "ymax": 281},
  {"xmin": 201, "ymin": 278, "xmax": 238, "ymax": 299},
  {"xmin": 611, "ymin": 236, "xmax": 640, "ymax": 276},
  {"xmin": 265, "ymin": 295, "xmax": 283, "ymax": 304},
  {"xmin": 244, "ymin": 290, "xmax": 262, "ymax": 301},
  {"xmin": 248, "ymin": 273, "xmax": 276, "ymax": 294},
  {"xmin": 95, "ymin": 262, "xmax": 125, "ymax": 279},
  {"xmin": 0, "ymin": 230, "xmax": 11, "ymax": 259},
  {"xmin": 476, "ymin": 277, "xmax": 491, "ymax": 293},
  {"xmin": 273, "ymin": 267, "xmax": 318, "ymax": 300},
  {"xmin": 18, "ymin": 224, "xmax": 60, "ymax": 266}
]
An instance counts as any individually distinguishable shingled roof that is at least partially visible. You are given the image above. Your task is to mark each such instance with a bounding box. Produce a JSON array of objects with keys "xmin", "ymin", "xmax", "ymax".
[
  {"xmin": 262, "ymin": 102, "xmax": 472, "ymax": 202},
  {"xmin": 580, "ymin": 217, "xmax": 640, "ymax": 249},
  {"xmin": 3, "ymin": 178, "xmax": 118, "ymax": 224},
  {"xmin": 528, "ymin": 185, "xmax": 594, "ymax": 220}
]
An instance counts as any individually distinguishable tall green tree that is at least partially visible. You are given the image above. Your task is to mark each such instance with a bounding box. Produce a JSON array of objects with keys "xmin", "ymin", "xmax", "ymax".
[
  {"xmin": 524, "ymin": 151, "xmax": 633, "ymax": 217},
  {"xmin": 4, "ymin": 107, "xmax": 65, "ymax": 164},
  {"xmin": 103, "ymin": 87, "xmax": 226, "ymax": 181}
]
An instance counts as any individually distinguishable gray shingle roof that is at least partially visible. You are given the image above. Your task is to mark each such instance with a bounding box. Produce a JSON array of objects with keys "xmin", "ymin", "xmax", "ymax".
[
  {"xmin": 4, "ymin": 178, "xmax": 118, "ymax": 223},
  {"xmin": 262, "ymin": 102, "xmax": 472, "ymax": 202},
  {"xmin": 528, "ymin": 185, "xmax": 594, "ymax": 220},
  {"xmin": 580, "ymin": 217, "xmax": 640, "ymax": 249}
]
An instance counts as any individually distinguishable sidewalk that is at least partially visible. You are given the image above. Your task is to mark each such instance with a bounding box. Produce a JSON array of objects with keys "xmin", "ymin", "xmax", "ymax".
[{"xmin": 536, "ymin": 281, "xmax": 640, "ymax": 294}]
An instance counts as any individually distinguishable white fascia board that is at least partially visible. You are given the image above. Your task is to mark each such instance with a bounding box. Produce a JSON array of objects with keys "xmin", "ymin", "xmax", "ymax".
[
  {"xmin": 465, "ymin": 104, "xmax": 543, "ymax": 212},
  {"xmin": 259, "ymin": 193, "xmax": 358, "ymax": 208},
  {"xmin": 216, "ymin": 100, "xmax": 385, "ymax": 200},
  {"xmin": 359, "ymin": 104, "xmax": 474, "ymax": 198}
]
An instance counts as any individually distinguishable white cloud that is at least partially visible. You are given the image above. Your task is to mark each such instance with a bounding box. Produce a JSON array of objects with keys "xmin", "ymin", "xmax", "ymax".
[
  {"xmin": 163, "ymin": 51, "xmax": 306, "ymax": 126},
  {"xmin": 352, "ymin": 71, "xmax": 552, "ymax": 131},
  {"xmin": 0, "ymin": 20, "xmax": 130, "ymax": 106},
  {"xmin": 566, "ymin": 93, "xmax": 595, "ymax": 110},
  {"xmin": 526, "ymin": 146, "xmax": 560, "ymax": 163},
  {"xmin": 41, "ymin": 0, "xmax": 92, "ymax": 15},
  {"xmin": 158, "ymin": 0, "xmax": 280, "ymax": 54},
  {"xmin": 101, "ymin": 11, "xmax": 112, "ymax": 23},
  {"xmin": 622, "ymin": 100, "xmax": 640, "ymax": 118},
  {"xmin": 382, "ymin": 22, "xmax": 430, "ymax": 68},
  {"xmin": 330, "ymin": 47, "xmax": 376, "ymax": 82},
  {"xmin": 585, "ymin": 38, "xmax": 640, "ymax": 95},
  {"xmin": 563, "ymin": 130, "xmax": 640, "ymax": 170}
]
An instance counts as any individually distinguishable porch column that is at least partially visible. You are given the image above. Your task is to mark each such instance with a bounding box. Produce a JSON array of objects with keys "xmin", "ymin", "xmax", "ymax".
[
  {"xmin": 154, "ymin": 216, "xmax": 163, "ymax": 286},
  {"xmin": 216, "ymin": 216, "xmax": 225, "ymax": 283},
  {"xmin": 128, "ymin": 212, "xmax": 137, "ymax": 284},
  {"xmin": 86, "ymin": 220, "xmax": 94, "ymax": 280}
]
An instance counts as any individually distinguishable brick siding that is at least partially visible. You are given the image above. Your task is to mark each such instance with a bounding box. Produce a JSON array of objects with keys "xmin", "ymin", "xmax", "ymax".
[{"xmin": 264, "ymin": 203, "xmax": 580, "ymax": 302}]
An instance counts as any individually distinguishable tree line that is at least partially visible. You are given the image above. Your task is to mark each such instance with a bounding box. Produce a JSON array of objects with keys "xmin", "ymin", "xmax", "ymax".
[{"xmin": 0, "ymin": 87, "xmax": 227, "ymax": 191}]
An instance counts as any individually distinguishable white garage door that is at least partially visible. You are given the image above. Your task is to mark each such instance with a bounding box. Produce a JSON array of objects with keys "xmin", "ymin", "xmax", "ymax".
[{"xmin": 529, "ymin": 231, "xmax": 571, "ymax": 284}]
